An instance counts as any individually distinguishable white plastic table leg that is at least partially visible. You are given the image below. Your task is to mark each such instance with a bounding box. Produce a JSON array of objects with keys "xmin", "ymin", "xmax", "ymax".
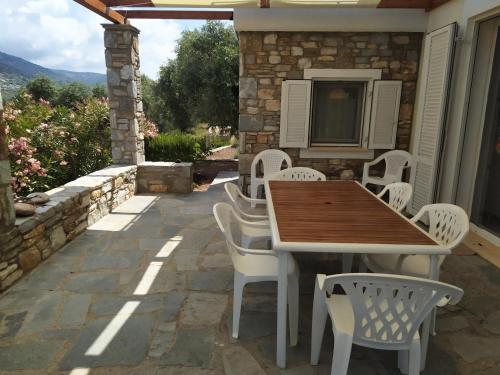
[
  {"xmin": 420, "ymin": 254, "xmax": 440, "ymax": 371},
  {"xmin": 342, "ymin": 254, "xmax": 354, "ymax": 273},
  {"xmin": 288, "ymin": 274, "xmax": 299, "ymax": 347},
  {"xmin": 277, "ymin": 251, "xmax": 288, "ymax": 368},
  {"xmin": 331, "ymin": 333, "xmax": 353, "ymax": 375},
  {"xmin": 311, "ymin": 279, "xmax": 328, "ymax": 366}
]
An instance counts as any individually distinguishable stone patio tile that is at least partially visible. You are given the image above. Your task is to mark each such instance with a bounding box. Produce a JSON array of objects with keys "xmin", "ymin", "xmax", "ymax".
[
  {"xmin": 0, "ymin": 340, "xmax": 64, "ymax": 370},
  {"xmin": 437, "ymin": 315, "xmax": 469, "ymax": 332},
  {"xmin": 203, "ymin": 240, "xmax": 227, "ymax": 255},
  {"xmin": 180, "ymin": 292, "xmax": 228, "ymax": 326},
  {"xmin": 200, "ymin": 253, "xmax": 232, "ymax": 269},
  {"xmin": 139, "ymin": 238, "xmax": 180, "ymax": 252},
  {"xmin": 280, "ymin": 364, "xmax": 316, "ymax": 375},
  {"xmin": 127, "ymin": 269, "xmax": 187, "ymax": 295},
  {"xmin": 40, "ymin": 328, "xmax": 80, "ymax": 341},
  {"xmin": 59, "ymin": 294, "xmax": 92, "ymax": 328},
  {"xmin": 482, "ymin": 310, "xmax": 500, "ymax": 334},
  {"xmin": 148, "ymin": 322, "xmax": 176, "ymax": 358},
  {"xmin": 0, "ymin": 311, "xmax": 27, "ymax": 339},
  {"xmin": 59, "ymin": 314, "xmax": 155, "ymax": 370},
  {"xmin": 223, "ymin": 345, "xmax": 266, "ymax": 375},
  {"xmin": 80, "ymin": 251, "xmax": 142, "ymax": 271},
  {"xmin": 64, "ymin": 272, "xmax": 121, "ymax": 294},
  {"xmin": 90, "ymin": 294, "xmax": 165, "ymax": 317},
  {"xmin": 157, "ymin": 367, "xmax": 218, "ymax": 375},
  {"xmin": 189, "ymin": 216, "xmax": 217, "ymax": 229},
  {"xmin": 450, "ymin": 334, "xmax": 500, "ymax": 363},
  {"xmin": 107, "ymin": 237, "xmax": 141, "ymax": 251},
  {"xmin": 159, "ymin": 328, "xmax": 216, "ymax": 368},
  {"xmin": 177, "ymin": 228, "xmax": 218, "ymax": 251},
  {"xmin": 9, "ymin": 264, "xmax": 69, "ymax": 291},
  {"xmin": 18, "ymin": 291, "xmax": 63, "ymax": 336},
  {"xmin": 0, "ymin": 289, "xmax": 42, "ymax": 314},
  {"xmin": 227, "ymin": 311, "xmax": 276, "ymax": 340},
  {"xmin": 175, "ymin": 249, "xmax": 200, "ymax": 271},
  {"xmin": 189, "ymin": 271, "xmax": 233, "ymax": 292},
  {"xmin": 160, "ymin": 291, "xmax": 187, "ymax": 322}
]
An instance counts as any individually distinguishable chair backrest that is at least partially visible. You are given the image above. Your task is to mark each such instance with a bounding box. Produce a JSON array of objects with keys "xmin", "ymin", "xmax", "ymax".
[
  {"xmin": 377, "ymin": 182, "xmax": 413, "ymax": 212},
  {"xmin": 413, "ymin": 203, "xmax": 469, "ymax": 249},
  {"xmin": 322, "ymin": 273, "xmax": 463, "ymax": 350},
  {"xmin": 266, "ymin": 167, "xmax": 326, "ymax": 182},
  {"xmin": 382, "ymin": 150, "xmax": 413, "ymax": 181},
  {"xmin": 251, "ymin": 149, "xmax": 292, "ymax": 180},
  {"xmin": 224, "ymin": 183, "xmax": 245, "ymax": 212}
]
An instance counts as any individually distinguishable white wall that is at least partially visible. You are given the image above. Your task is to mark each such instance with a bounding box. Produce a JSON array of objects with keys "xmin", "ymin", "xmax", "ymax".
[{"xmin": 234, "ymin": 8, "xmax": 427, "ymax": 32}]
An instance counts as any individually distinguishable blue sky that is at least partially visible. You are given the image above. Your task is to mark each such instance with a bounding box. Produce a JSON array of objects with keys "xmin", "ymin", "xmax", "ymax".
[{"xmin": 0, "ymin": 0, "xmax": 220, "ymax": 78}]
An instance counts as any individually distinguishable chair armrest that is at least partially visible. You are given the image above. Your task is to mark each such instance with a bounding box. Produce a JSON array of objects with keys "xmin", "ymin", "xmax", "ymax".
[
  {"xmin": 238, "ymin": 189, "xmax": 267, "ymax": 206},
  {"xmin": 316, "ymin": 274, "xmax": 327, "ymax": 291},
  {"xmin": 233, "ymin": 243, "xmax": 276, "ymax": 257}
]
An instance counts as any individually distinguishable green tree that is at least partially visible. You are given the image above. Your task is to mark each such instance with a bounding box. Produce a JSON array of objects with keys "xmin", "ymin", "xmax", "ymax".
[
  {"xmin": 56, "ymin": 82, "xmax": 91, "ymax": 108},
  {"xmin": 91, "ymin": 84, "xmax": 107, "ymax": 99},
  {"xmin": 141, "ymin": 74, "xmax": 171, "ymax": 131},
  {"xmin": 26, "ymin": 76, "xmax": 57, "ymax": 102},
  {"xmin": 156, "ymin": 21, "xmax": 239, "ymax": 133}
]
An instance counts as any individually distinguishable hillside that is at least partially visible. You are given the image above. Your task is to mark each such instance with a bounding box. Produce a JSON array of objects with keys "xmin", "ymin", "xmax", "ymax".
[{"xmin": 0, "ymin": 51, "xmax": 106, "ymax": 99}]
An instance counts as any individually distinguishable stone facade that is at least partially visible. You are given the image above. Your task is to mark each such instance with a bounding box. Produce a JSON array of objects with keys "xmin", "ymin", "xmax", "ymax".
[
  {"xmin": 137, "ymin": 162, "xmax": 193, "ymax": 194},
  {"xmin": 238, "ymin": 31, "xmax": 422, "ymax": 190},
  {"xmin": 0, "ymin": 165, "xmax": 136, "ymax": 291},
  {"xmin": 103, "ymin": 24, "xmax": 145, "ymax": 165}
]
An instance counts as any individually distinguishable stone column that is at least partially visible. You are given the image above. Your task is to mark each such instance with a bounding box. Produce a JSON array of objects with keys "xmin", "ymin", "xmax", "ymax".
[
  {"xmin": 0, "ymin": 89, "xmax": 17, "ymax": 251},
  {"xmin": 103, "ymin": 24, "xmax": 145, "ymax": 165}
]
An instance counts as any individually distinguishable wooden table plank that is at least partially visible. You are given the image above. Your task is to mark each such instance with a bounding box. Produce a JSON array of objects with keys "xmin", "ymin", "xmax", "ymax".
[{"xmin": 268, "ymin": 180, "xmax": 436, "ymax": 245}]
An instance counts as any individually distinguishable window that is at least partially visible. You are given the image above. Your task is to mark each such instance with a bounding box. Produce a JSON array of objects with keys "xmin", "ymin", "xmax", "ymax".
[
  {"xmin": 310, "ymin": 81, "xmax": 366, "ymax": 146},
  {"xmin": 279, "ymin": 69, "xmax": 402, "ymax": 158}
]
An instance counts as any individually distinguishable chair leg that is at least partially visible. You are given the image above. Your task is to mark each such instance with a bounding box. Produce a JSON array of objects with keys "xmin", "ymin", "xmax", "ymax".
[
  {"xmin": 311, "ymin": 280, "xmax": 328, "ymax": 365},
  {"xmin": 398, "ymin": 350, "xmax": 409, "ymax": 375},
  {"xmin": 430, "ymin": 307, "xmax": 437, "ymax": 336},
  {"xmin": 250, "ymin": 184, "xmax": 258, "ymax": 207},
  {"xmin": 232, "ymin": 272, "xmax": 245, "ymax": 339},
  {"xmin": 420, "ymin": 314, "xmax": 431, "ymax": 371},
  {"xmin": 408, "ymin": 339, "xmax": 421, "ymax": 375},
  {"xmin": 288, "ymin": 274, "xmax": 299, "ymax": 347},
  {"xmin": 342, "ymin": 254, "xmax": 354, "ymax": 273},
  {"xmin": 330, "ymin": 333, "xmax": 353, "ymax": 375}
]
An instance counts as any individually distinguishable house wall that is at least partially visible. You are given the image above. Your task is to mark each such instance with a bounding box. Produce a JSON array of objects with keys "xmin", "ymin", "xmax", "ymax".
[{"xmin": 238, "ymin": 31, "xmax": 423, "ymax": 190}]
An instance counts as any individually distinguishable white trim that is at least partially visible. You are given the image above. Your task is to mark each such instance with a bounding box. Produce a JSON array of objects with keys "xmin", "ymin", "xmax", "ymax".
[
  {"xmin": 234, "ymin": 8, "xmax": 428, "ymax": 32},
  {"xmin": 369, "ymin": 80, "xmax": 402, "ymax": 149},
  {"xmin": 470, "ymin": 223, "xmax": 500, "ymax": 247},
  {"xmin": 304, "ymin": 69, "xmax": 381, "ymax": 80},
  {"xmin": 299, "ymin": 148, "xmax": 374, "ymax": 159},
  {"xmin": 304, "ymin": 69, "xmax": 381, "ymax": 149}
]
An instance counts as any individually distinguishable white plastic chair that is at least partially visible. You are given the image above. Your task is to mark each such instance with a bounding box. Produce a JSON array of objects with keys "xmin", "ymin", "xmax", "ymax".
[
  {"xmin": 251, "ymin": 149, "xmax": 292, "ymax": 200},
  {"xmin": 213, "ymin": 202, "xmax": 300, "ymax": 342},
  {"xmin": 342, "ymin": 182, "xmax": 414, "ymax": 274},
  {"xmin": 360, "ymin": 204, "xmax": 469, "ymax": 278},
  {"xmin": 225, "ymin": 182, "xmax": 268, "ymax": 221},
  {"xmin": 378, "ymin": 182, "xmax": 413, "ymax": 213},
  {"xmin": 311, "ymin": 273, "xmax": 463, "ymax": 375},
  {"xmin": 266, "ymin": 167, "xmax": 326, "ymax": 182},
  {"xmin": 362, "ymin": 150, "xmax": 413, "ymax": 188}
]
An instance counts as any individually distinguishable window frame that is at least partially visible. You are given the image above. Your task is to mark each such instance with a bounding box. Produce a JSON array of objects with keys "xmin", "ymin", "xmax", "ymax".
[{"xmin": 304, "ymin": 69, "xmax": 382, "ymax": 149}]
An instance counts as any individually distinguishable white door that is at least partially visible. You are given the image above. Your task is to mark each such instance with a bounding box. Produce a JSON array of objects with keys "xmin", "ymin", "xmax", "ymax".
[{"xmin": 409, "ymin": 24, "xmax": 457, "ymax": 214}]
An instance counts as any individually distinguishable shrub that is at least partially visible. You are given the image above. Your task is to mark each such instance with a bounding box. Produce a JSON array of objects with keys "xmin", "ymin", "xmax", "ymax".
[
  {"xmin": 4, "ymin": 93, "xmax": 112, "ymax": 195},
  {"xmin": 145, "ymin": 132, "xmax": 210, "ymax": 162}
]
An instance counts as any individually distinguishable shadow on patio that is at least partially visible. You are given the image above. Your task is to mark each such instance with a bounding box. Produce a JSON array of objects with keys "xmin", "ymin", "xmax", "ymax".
[{"xmin": 0, "ymin": 172, "xmax": 499, "ymax": 375}]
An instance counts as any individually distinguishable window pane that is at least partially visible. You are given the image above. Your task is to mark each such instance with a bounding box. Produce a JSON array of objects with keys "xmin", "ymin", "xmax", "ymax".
[{"xmin": 310, "ymin": 81, "xmax": 365, "ymax": 145}]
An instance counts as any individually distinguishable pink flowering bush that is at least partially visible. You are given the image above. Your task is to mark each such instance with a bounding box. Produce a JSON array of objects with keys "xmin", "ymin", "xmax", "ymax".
[
  {"xmin": 3, "ymin": 93, "xmax": 112, "ymax": 196},
  {"xmin": 138, "ymin": 114, "xmax": 159, "ymax": 139}
]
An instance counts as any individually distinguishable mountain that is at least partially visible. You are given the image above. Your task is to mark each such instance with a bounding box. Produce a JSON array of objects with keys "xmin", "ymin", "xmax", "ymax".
[{"xmin": 0, "ymin": 51, "xmax": 106, "ymax": 99}]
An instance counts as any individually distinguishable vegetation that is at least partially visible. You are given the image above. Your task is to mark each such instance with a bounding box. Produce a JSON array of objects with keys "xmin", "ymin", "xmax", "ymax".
[
  {"xmin": 4, "ymin": 92, "xmax": 112, "ymax": 195},
  {"xmin": 142, "ymin": 21, "xmax": 239, "ymax": 134}
]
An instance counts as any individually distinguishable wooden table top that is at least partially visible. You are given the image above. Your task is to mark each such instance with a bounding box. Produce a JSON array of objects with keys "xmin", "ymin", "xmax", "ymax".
[{"xmin": 267, "ymin": 180, "xmax": 437, "ymax": 246}]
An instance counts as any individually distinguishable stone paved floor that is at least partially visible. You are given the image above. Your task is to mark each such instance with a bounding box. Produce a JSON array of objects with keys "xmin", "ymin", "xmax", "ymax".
[{"xmin": 1, "ymin": 172, "xmax": 500, "ymax": 374}]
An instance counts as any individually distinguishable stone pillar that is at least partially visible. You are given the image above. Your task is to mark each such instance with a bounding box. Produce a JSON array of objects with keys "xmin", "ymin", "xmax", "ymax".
[
  {"xmin": 0, "ymin": 89, "xmax": 17, "ymax": 250},
  {"xmin": 103, "ymin": 24, "xmax": 145, "ymax": 165}
]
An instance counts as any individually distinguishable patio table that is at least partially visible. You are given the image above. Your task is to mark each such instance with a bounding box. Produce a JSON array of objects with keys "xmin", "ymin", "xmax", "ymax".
[{"xmin": 264, "ymin": 180, "xmax": 448, "ymax": 369}]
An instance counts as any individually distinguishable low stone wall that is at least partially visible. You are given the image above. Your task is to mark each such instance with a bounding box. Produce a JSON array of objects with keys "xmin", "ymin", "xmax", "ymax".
[
  {"xmin": 136, "ymin": 162, "xmax": 193, "ymax": 194},
  {"xmin": 194, "ymin": 159, "xmax": 238, "ymax": 177},
  {"xmin": 0, "ymin": 165, "xmax": 137, "ymax": 291}
]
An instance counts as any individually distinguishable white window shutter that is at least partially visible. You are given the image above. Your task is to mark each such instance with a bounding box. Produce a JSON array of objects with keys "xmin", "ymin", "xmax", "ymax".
[
  {"xmin": 279, "ymin": 80, "xmax": 311, "ymax": 148},
  {"xmin": 409, "ymin": 23, "xmax": 457, "ymax": 215},
  {"xmin": 369, "ymin": 80, "xmax": 402, "ymax": 149}
]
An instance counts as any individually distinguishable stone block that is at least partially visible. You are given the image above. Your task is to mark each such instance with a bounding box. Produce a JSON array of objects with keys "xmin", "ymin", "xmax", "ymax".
[
  {"xmin": 50, "ymin": 226, "xmax": 66, "ymax": 251},
  {"xmin": 263, "ymin": 32, "xmax": 277, "ymax": 44},
  {"xmin": 239, "ymin": 78, "xmax": 257, "ymax": 99},
  {"xmin": 137, "ymin": 162, "xmax": 193, "ymax": 194},
  {"xmin": 18, "ymin": 248, "xmax": 41, "ymax": 271},
  {"xmin": 239, "ymin": 114, "xmax": 264, "ymax": 132}
]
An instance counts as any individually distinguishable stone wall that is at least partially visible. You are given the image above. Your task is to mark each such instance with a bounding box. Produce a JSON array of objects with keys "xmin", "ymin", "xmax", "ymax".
[
  {"xmin": 238, "ymin": 31, "xmax": 422, "ymax": 190},
  {"xmin": 136, "ymin": 162, "xmax": 193, "ymax": 194},
  {"xmin": 0, "ymin": 165, "xmax": 136, "ymax": 291},
  {"xmin": 103, "ymin": 24, "xmax": 145, "ymax": 165}
]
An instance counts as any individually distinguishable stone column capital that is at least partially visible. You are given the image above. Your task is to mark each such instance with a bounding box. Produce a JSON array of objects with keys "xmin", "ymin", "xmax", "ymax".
[{"xmin": 102, "ymin": 23, "xmax": 140, "ymax": 35}]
